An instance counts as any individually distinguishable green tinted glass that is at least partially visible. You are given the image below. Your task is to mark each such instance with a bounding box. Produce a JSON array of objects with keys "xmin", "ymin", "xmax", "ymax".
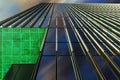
[{"xmin": 0, "ymin": 28, "xmax": 46, "ymax": 80}]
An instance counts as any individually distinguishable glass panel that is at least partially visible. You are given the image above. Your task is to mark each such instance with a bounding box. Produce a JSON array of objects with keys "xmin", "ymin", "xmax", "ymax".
[
  {"xmin": 58, "ymin": 29, "xmax": 67, "ymax": 42},
  {"xmin": 77, "ymin": 29, "xmax": 89, "ymax": 43},
  {"xmin": 85, "ymin": 43, "xmax": 99, "ymax": 55},
  {"xmin": 36, "ymin": 56, "xmax": 56, "ymax": 80},
  {"xmin": 64, "ymin": 17, "xmax": 71, "ymax": 29},
  {"xmin": 49, "ymin": 18, "xmax": 56, "ymax": 28},
  {"xmin": 110, "ymin": 56, "xmax": 120, "ymax": 68},
  {"xmin": 72, "ymin": 43, "xmax": 84, "ymax": 55},
  {"xmin": 57, "ymin": 56, "xmax": 76, "ymax": 80},
  {"xmin": 46, "ymin": 29, "xmax": 56, "ymax": 42},
  {"xmin": 94, "ymin": 56, "xmax": 118, "ymax": 80},
  {"xmin": 41, "ymin": 18, "xmax": 50, "ymax": 28},
  {"xmin": 58, "ymin": 43, "xmax": 69, "ymax": 55},
  {"xmin": 42, "ymin": 43, "xmax": 55, "ymax": 55},
  {"xmin": 76, "ymin": 56, "xmax": 98, "ymax": 80},
  {"xmin": 67, "ymin": 29, "xmax": 78, "ymax": 42},
  {"xmin": 58, "ymin": 18, "xmax": 63, "ymax": 28}
]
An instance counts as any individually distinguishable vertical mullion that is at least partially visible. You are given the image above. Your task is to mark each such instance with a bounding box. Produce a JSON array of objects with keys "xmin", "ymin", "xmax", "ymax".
[
  {"xmin": 65, "ymin": 5, "xmax": 106, "ymax": 80},
  {"xmin": 38, "ymin": 3, "xmax": 53, "ymax": 28},
  {"xmin": 55, "ymin": 17, "xmax": 58, "ymax": 80},
  {"xmin": 68, "ymin": 5, "xmax": 120, "ymax": 77},
  {"xmin": 62, "ymin": 14, "xmax": 81, "ymax": 80}
]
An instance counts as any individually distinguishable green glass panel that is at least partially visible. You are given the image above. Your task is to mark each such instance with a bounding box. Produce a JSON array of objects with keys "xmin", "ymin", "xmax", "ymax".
[{"xmin": 0, "ymin": 28, "xmax": 46, "ymax": 80}]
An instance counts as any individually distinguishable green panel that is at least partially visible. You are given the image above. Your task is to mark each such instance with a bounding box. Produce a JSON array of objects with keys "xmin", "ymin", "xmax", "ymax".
[{"xmin": 0, "ymin": 28, "xmax": 46, "ymax": 80}]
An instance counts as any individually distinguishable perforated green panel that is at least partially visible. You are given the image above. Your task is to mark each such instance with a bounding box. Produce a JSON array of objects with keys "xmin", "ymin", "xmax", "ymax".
[{"xmin": 0, "ymin": 28, "xmax": 46, "ymax": 80}]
